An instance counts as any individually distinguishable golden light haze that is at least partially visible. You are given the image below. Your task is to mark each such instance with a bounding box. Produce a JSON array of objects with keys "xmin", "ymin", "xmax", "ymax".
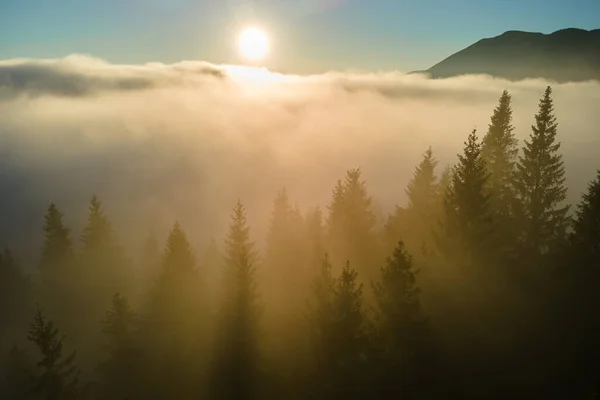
[{"xmin": 0, "ymin": 54, "xmax": 599, "ymax": 251}]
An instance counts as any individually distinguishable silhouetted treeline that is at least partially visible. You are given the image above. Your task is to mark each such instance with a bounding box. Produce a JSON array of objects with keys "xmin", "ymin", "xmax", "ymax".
[{"xmin": 2, "ymin": 86, "xmax": 600, "ymax": 399}]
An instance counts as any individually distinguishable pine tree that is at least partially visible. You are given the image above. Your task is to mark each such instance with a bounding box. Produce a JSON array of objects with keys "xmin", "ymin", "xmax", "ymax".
[
  {"xmin": 482, "ymin": 90, "xmax": 518, "ymax": 211},
  {"xmin": 571, "ymin": 170, "xmax": 600, "ymax": 268},
  {"xmin": 39, "ymin": 203, "xmax": 73, "ymax": 283},
  {"xmin": 79, "ymin": 195, "xmax": 130, "ymax": 302},
  {"xmin": 481, "ymin": 90, "xmax": 520, "ymax": 255},
  {"xmin": 81, "ymin": 195, "xmax": 113, "ymax": 253},
  {"xmin": 98, "ymin": 293, "xmax": 139, "ymax": 399},
  {"xmin": 212, "ymin": 200, "xmax": 262, "ymax": 400},
  {"xmin": 566, "ymin": 171, "xmax": 600, "ymax": 392},
  {"xmin": 326, "ymin": 169, "xmax": 381, "ymax": 282},
  {"xmin": 263, "ymin": 188, "xmax": 296, "ymax": 305},
  {"xmin": 372, "ymin": 241, "xmax": 427, "ymax": 394},
  {"xmin": 307, "ymin": 256, "xmax": 370, "ymax": 398},
  {"xmin": 406, "ymin": 147, "xmax": 439, "ymax": 214},
  {"xmin": 388, "ymin": 147, "xmax": 439, "ymax": 259},
  {"xmin": 440, "ymin": 129, "xmax": 494, "ymax": 265},
  {"xmin": 145, "ymin": 222, "xmax": 202, "ymax": 398},
  {"xmin": 27, "ymin": 307, "xmax": 88, "ymax": 400},
  {"xmin": 515, "ymin": 86, "xmax": 569, "ymax": 261}
]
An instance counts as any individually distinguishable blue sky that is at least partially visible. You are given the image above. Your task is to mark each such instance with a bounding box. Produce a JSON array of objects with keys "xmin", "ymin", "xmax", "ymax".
[{"xmin": 1, "ymin": 0, "xmax": 598, "ymax": 73}]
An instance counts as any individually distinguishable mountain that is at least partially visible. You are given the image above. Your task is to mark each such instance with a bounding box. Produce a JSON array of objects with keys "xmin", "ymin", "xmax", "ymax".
[{"xmin": 419, "ymin": 28, "xmax": 600, "ymax": 82}]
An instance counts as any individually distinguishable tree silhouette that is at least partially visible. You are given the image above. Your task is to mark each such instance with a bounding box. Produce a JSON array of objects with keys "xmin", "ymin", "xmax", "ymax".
[
  {"xmin": 515, "ymin": 86, "xmax": 569, "ymax": 263},
  {"xmin": 212, "ymin": 200, "xmax": 262, "ymax": 400},
  {"xmin": 439, "ymin": 129, "xmax": 494, "ymax": 266},
  {"xmin": 372, "ymin": 241, "xmax": 428, "ymax": 396},
  {"xmin": 27, "ymin": 307, "xmax": 88, "ymax": 400}
]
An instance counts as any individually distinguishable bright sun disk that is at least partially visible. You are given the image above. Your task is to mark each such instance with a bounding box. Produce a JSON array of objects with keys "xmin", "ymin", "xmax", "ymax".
[{"xmin": 238, "ymin": 27, "xmax": 270, "ymax": 61}]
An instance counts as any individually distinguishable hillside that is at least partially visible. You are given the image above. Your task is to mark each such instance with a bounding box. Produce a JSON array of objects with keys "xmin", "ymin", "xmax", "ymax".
[{"xmin": 420, "ymin": 28, "xmax": 600, "ymax": 82}]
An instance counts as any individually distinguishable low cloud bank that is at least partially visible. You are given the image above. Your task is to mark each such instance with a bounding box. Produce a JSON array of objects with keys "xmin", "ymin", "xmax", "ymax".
[{"xmin": 1, "ymin": 55, "xmax": 599, "ymax": 261}]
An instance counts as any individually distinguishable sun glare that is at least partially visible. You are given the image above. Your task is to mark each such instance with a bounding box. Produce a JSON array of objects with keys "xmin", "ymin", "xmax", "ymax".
[{"xmin": 238, "ymin": 27, "xmax": 270, "ymax": 62}]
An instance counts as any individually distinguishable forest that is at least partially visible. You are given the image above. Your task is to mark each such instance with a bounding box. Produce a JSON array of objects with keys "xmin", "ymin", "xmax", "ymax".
[{"xmin": 1, "ymin": 86, "xmax": 600, "ymax": 399}]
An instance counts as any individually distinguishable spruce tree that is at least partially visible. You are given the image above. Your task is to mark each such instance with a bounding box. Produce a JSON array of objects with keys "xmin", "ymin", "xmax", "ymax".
[
  {"xmin": 79, "ymin": 195, "xmax": 130, "ymax": 303},
  {"xmin": 81, "ymin": 195, "xmax": 113, "ymax": 253},
  {"xmin": 571, "ymin": 170, "xmax": 600, "ymax": 268},
  {"xmin": 263, "ymin": 188, "xmax": 298, "ymax": 306},
  {"xmin": 98, "ymin": 293, "xmax": 139, "ymax": 400},
  {"xmin": 481, "ymin": 90, "xmax": 520, "ymax": 255},
  {"xmin": 38, "ymin": 204, "xmax": 75, "ymax": 342},
  {"xmin": 145, "ymin": 222, "xmax": 202, "ymax": 398},
  {"xmin": 389, "ymin": 147, "xmax": 439, "ymax": 259},
  {"xmin": 307, "ymin": 256, "xmax": 370, "ymax": 398},
  {"xmin": 27, "ymin": 307, "xmax": 88, "ymax": 400},
  {"xmin": 372, "ymin": 241, "xmax": 427, "ymax": 395},
  {"xmin": 39, "ymin": 203, "xmax": 73, "ymax": 283},
  {"xmin": 212, "ymin": 200, "xmax": 262, "ymax": 400},
  {"xmin": 515, "ymin": 86, "xmax": 569, "ymax": 261},
  {"xmin": 567, "ymin": 170, "xmax": 600, "ymax": 392},
  {"xmin": 406, "ymin": 147, "xmax": 439, "ymax": 214},
  {"xmin": 440, "ymin": 129, "xmax": 494, "ymax": 265},
  {"xmin": 326, "ymin": 169, "xmax": 381, "ymax": 282},
  {"xmin": 481, "ymin": 90, "xmax": 518, "ymax": 211}
]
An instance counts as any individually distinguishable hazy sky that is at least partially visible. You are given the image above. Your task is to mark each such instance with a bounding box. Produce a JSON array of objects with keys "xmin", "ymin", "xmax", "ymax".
[{"xmin": 1, "ymin": 0, "xmax": 598, "ymax": 73}]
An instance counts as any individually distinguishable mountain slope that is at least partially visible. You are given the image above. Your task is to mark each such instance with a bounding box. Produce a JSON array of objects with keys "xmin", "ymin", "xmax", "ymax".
[{"xmin": 421, "ymin": 28, "xmax": 600, "ymax": 82}]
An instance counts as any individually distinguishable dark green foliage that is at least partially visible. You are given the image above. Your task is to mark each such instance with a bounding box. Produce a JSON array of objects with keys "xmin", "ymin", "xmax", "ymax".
[
  {"xmin": 27, "ymin": 307, "xmax": 88, "ymax": 400},
  {"xmin": 440, "ymin": 129, "xmax": 494, "ymax": 265},
  {"xmin": 482, "ymin": 90, "xmax": 518, "ymax": 210},
  {"xmin": 515, "ymin": 86, "xmax": 569, "ymax": 261},
  {"xmin": 482, "ymin": 91, "xmax": 519, "ymax": 253},
  {"xmin": 571, "ymin": 170, "xmax": 600, "ymax": 267}
]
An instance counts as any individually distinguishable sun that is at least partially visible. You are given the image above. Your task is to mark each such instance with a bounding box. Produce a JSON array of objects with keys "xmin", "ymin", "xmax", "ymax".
[{"xmin": 238, "ymin": 27, "xmax": 270, "ymax": 61}]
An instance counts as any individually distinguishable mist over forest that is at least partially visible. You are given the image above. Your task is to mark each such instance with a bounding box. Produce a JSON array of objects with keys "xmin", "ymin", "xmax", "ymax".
[{"xmin": 2, "ymin": 55, "xmax": 600, "ymax": 399}]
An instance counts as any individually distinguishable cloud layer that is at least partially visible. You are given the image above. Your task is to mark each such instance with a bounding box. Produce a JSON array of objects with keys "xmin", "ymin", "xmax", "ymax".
[{"xmin": 1, "ymin": 55, "xmax": 599, "ymax": 260}]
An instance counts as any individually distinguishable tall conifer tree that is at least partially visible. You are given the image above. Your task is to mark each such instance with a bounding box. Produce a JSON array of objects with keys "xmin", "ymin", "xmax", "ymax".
[
  {"xmin": 212, "ymin": 200, "xmax": 262, "ymax": 400},
  {"xmin": 482, "ymin": 90, "xmax": 519, "ymax": 254},
  {"xmin": 144, "ymin": 222, "xmax": 202, "ymax": 399},
  {"xmin": 326, "ymin": 169, "xmax": 380, "ymax": 281},
  {"xmin": 39, "ymin": 203, "xmax": 73, "ymax": 283},
  {"xmin": 307, "ymin": 257, "xmax": 370, "ymax": 398},
  {"xmin": 440, "ymin": 129, "xmax": 494, "ymax": 265},
  {"xmin": 515, "ymin": 86, "xmax": 569, "ymax": 261},
  {"xmin": 27, "ymin": 307, "xmax": 88, "ymax": 400},
  {"xmin": 372, "ymin": 241, "xmax": 428, "ymax": 395}
]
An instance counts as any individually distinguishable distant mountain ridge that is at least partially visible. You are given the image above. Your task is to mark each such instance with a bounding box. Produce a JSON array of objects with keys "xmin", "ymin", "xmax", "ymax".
[{"xmin": 416, "ymin": 28, "xmax": 600, "ymax": 82}]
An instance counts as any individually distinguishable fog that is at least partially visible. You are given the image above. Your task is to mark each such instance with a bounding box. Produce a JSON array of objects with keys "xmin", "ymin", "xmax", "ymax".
[{"xmin": 1, "ymin": 54, "xmax": 599, "ymax": 260}]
